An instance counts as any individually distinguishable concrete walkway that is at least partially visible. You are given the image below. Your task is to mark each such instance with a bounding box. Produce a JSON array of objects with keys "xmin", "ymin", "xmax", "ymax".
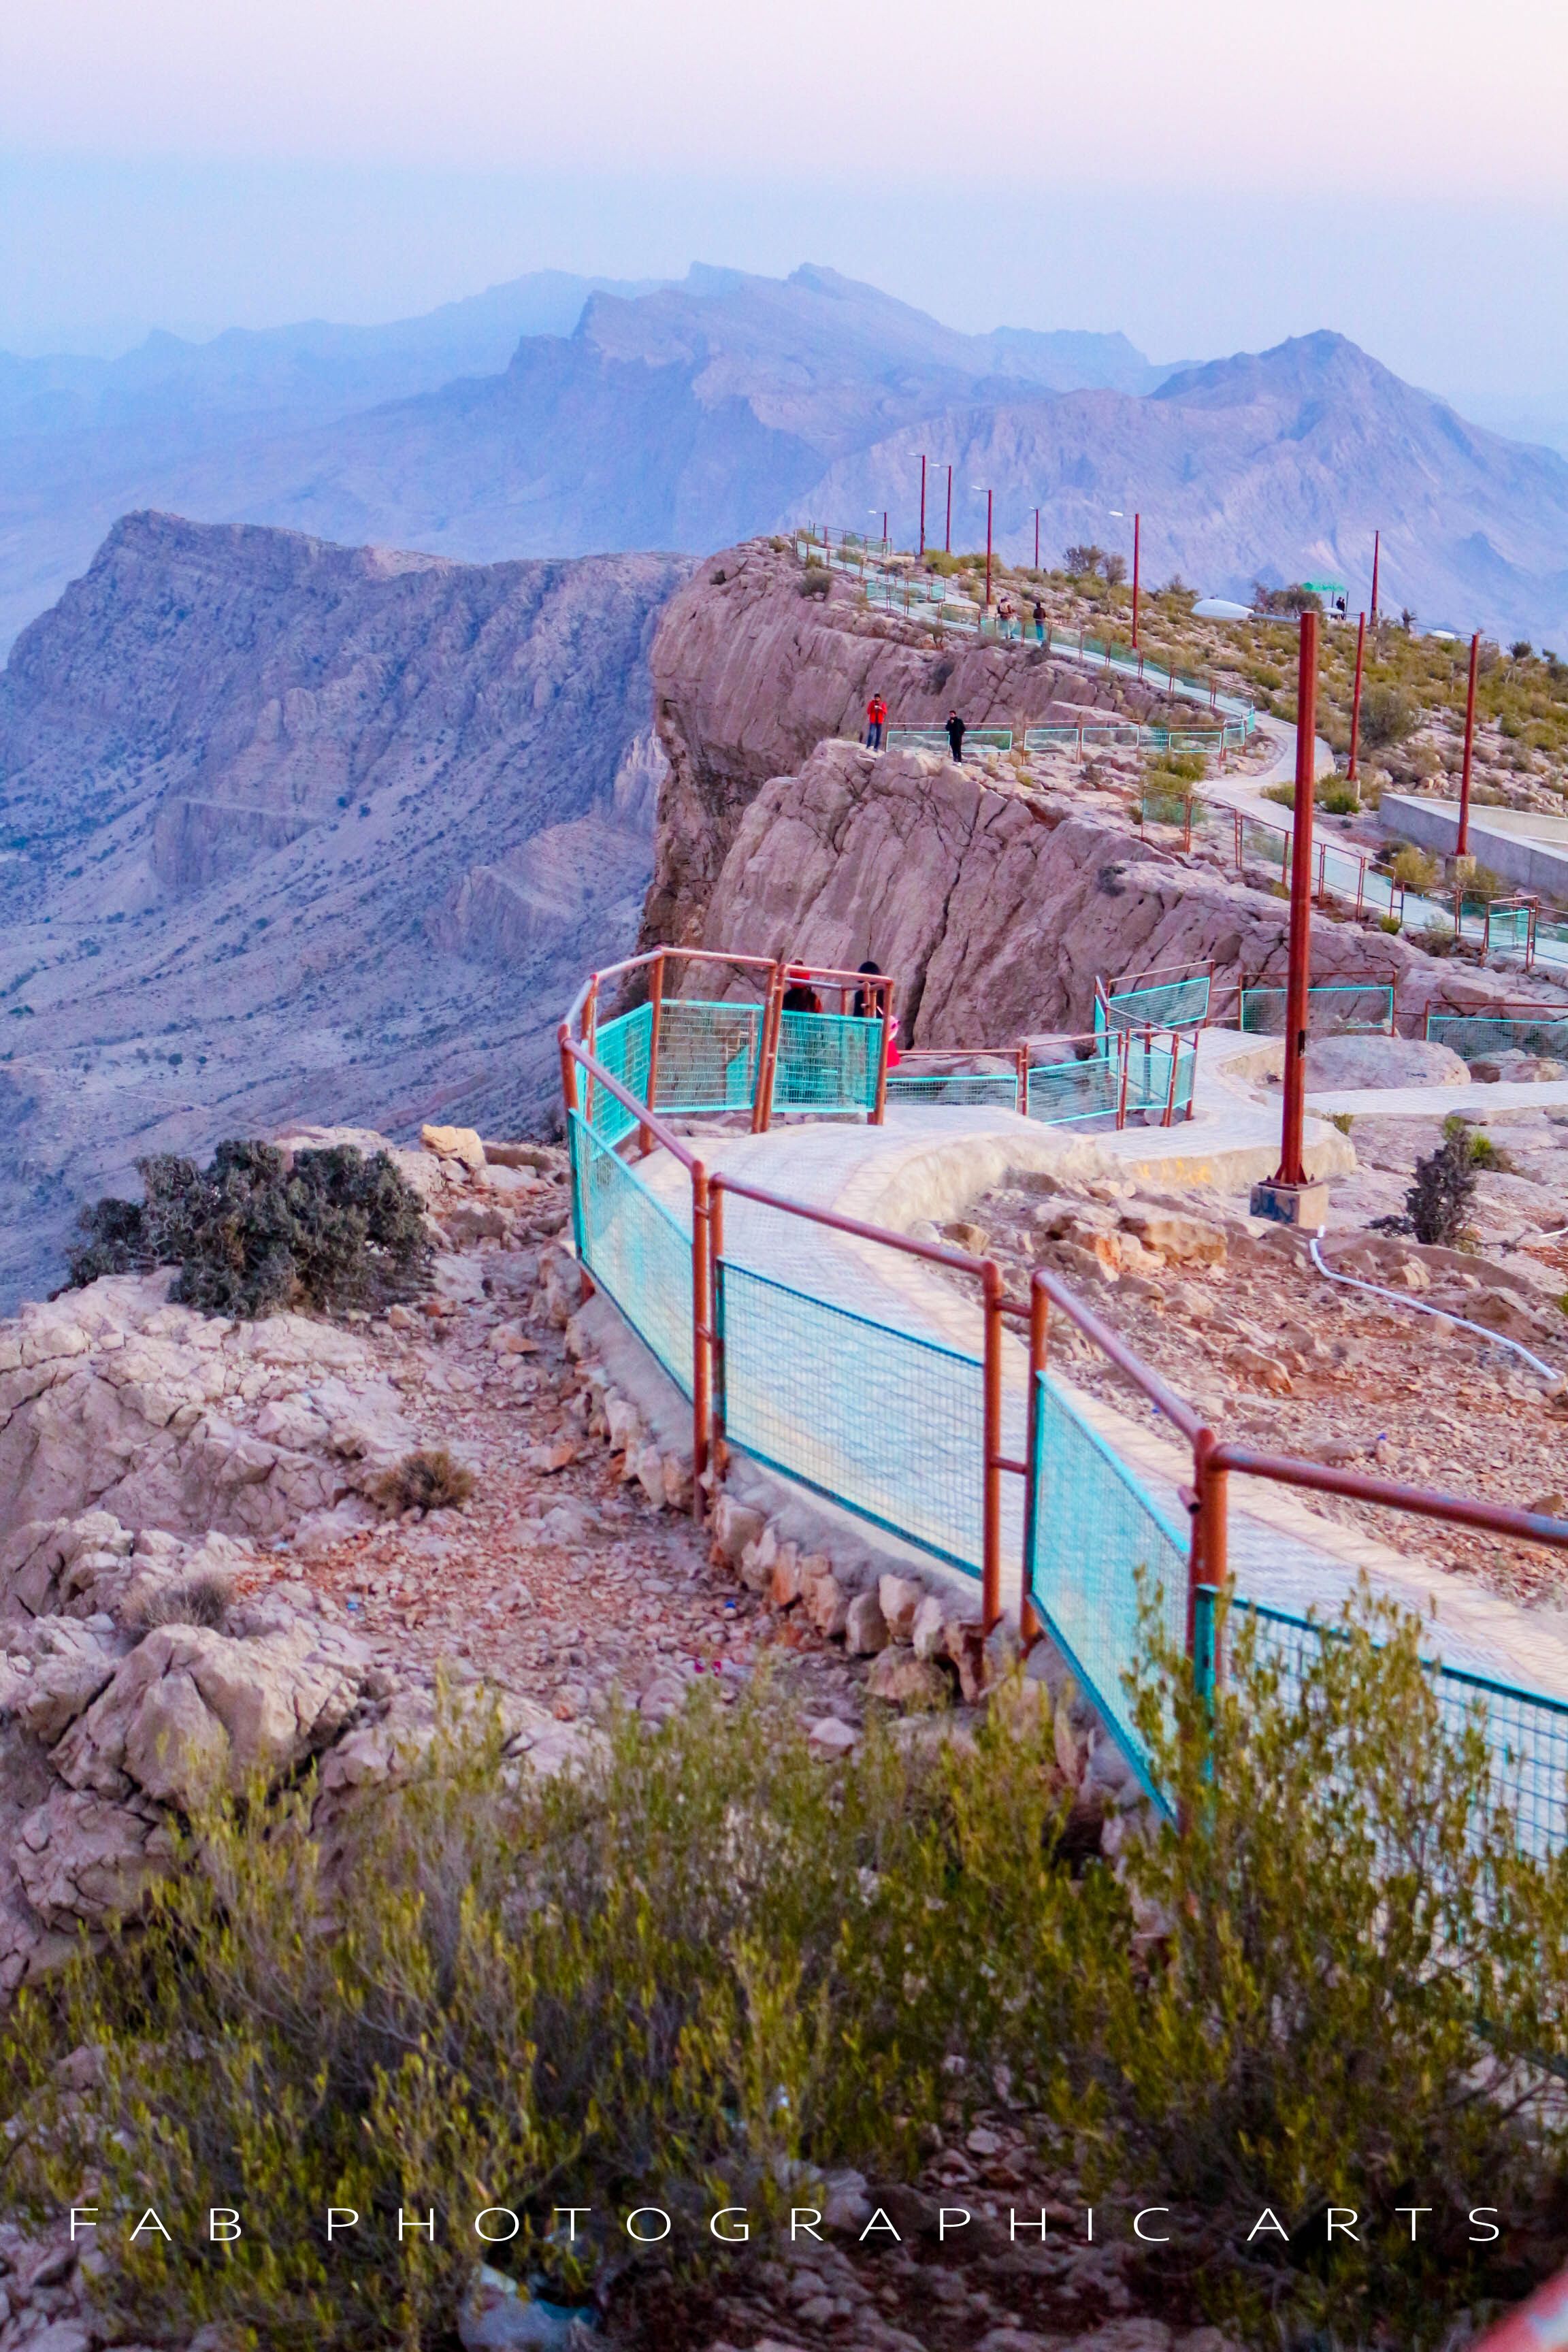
[{"xmin": 634, "ymin": 1092, "xmax": 1568, "ymax": 1705}]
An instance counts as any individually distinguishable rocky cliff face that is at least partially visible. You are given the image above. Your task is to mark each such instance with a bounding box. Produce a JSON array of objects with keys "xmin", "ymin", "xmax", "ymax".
[
  {"xmin": 0, "ymin": 514, "xmax": 689, "ymax": 1309},
  {"xmin": 695, "ymin": 738, "xmax": 1528, "ymax": 1045},
  {"xmin": 643, "ymin": 538, "xmax": 1185, "ymax": 949}
]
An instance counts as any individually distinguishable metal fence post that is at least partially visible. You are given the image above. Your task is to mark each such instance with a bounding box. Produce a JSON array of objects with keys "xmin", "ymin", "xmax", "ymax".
[
  {"xmin": 690, "ymin": 1160, "xmax": 713, "ymax": 1525},
  {"xmin": 708, "ymin": 1181, "xmax": 729, "ymax": 1479},
  {"xmin": 872, "ymin": 977, "xmax": 893, "ymax": 1125},
  {"xmin": 752, "ymin": 965, "xmax": 783, "ymax": 1132},
  {"xmin": 1019, "ymin": 1275, "xmax": 1049, "ymax": 1648},
  {"xmin": 640, "ymin": 948, "xmax": 667, "ymax": 1156},
  {"xmin": 1188, "ymin": 1425, "xmax": 1228, "ymax": 1663},
  {"xmin": 981, "ymin": 1260, "xmax": 1005, "ymax": 1633}
]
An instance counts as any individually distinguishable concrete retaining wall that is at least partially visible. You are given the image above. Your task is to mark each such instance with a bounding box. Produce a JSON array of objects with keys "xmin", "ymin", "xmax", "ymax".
[{"xmin": 1384, "ymin": 794, "xmax": 1568, "ymax": 898}]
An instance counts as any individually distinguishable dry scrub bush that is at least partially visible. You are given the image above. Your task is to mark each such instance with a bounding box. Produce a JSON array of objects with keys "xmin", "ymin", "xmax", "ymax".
[
  {"xmin": 132, "ymin": 1572, "xmax": 233, "ymax": 1631},
  {"xmin": 372, "ymin": 1446, "xmax": 476, "ymax": 1516},
  {"xmin": 3, "ymin": 1616, "xmax": 1566, "ymax": 2349},
  {"xmin": 67, "ymin": 1139, "xmax": 433, "ymax": 1320}
]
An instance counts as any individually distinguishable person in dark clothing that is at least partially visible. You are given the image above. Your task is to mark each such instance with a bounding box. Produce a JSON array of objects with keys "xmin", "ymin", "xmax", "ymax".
[
  {"xmin": 1032, "ymin": 598, "xmax": 1046, "ymax": 644},
  {"xmin": 852, "ymin": 958, "xmax": 882, "ymax": 1018},
  {"xmin": 782, "ymin": 981, "xmax": 822, "ymax": 1013},
  {"xmin": 945, "ymin": 709, "xmax": 965, "ymax": 762}
]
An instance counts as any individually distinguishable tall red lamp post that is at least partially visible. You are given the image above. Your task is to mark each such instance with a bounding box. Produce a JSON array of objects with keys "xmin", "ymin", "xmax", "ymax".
[
  {"xmin": 1131, "ymin": 511, "xmax": 1141, "ymax": 650},
  {"xmin": 1347, "ymin": 610, "xmax": 1367, "ymax": 785},
  {"xmin": 918, "ymin": 455, "xmax": 927, "ymax": 559},
  {"xmin": 1458, "ymin": 630, "xmax": 1480, "ymax": 858},
  {"xmin": 1251, "ymin": 612, "xmax": 1330, "ymax": 1226}
]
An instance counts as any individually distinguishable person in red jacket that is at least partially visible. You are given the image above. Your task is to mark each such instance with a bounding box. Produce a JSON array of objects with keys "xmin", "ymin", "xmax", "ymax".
[{"xmin": 864, "ymin": 691, "xmax": 887, "ymax": 751}]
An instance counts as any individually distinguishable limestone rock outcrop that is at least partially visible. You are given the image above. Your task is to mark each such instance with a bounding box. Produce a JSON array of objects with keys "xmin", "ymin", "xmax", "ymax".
[
  {"xmin": 643, "ymin": 538, "xmax": 1188, "ymax": 949},
  {"xmin": 697, "ymin": 738, "xmax": 1515, "ymax": 1044},
  {"xmin": 0, "ymin": 1272, "xmax": 414, "ymax": 1540}
]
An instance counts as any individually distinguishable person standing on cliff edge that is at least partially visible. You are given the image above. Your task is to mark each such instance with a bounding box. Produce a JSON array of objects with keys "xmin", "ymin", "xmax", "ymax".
[
  {"xmin": 864, "ymin": 691, "xmax": 887, "ymax": 751},
  {"xmin": 945, "ymin": 709, "xmax": 965, "ymax": 762}
]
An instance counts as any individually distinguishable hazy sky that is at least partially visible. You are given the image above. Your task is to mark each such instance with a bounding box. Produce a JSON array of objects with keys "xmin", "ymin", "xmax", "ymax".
[{"xmin": 4, "ymin": 0, "xmax": 1567, "ymax": 419}]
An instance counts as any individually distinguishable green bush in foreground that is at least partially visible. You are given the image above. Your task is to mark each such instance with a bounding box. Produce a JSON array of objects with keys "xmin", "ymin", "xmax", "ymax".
[
  {"xmin": 3, "ymin": 1607, "xmax": 1566, "ymax": 2350},
  {"xmin": 65, "ymin": 1138, "xmax": 432, "ymax": 1318}
]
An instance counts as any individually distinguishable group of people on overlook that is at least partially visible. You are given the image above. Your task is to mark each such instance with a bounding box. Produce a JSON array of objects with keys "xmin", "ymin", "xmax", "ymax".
[{"xmin": 864, "ymin": 692, "xmax": 966, "ymax": 762}]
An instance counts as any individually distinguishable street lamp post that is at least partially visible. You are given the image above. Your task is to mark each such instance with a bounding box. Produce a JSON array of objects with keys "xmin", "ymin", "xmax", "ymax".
[
  {"xmin": 1347, "ymin": 610, "xmax": 1367, "ymax": 785},
  {"xmin": 985, "ymin": 488, "xmax": 993, "ymax": 610},
  {"xmin": 1132, "ymin": 511, "xmax": 1141, "ymax": 651},
  {"xmin": 1251, "ymin": 612, "xmax": 1329, "ymax": 1228},
  {"xmin": 918, "ymin": 455, "xmax": 927, "ymax": 559},
  {"xmin": 1370, "ymin": 529, "xmax": 1381, "ymax": 627},
  {"xmin": 1458, "ymin": 630, "xmax": 1480, "ymax": 858},
  {"xmin": 1034, "ymin": 506, "xmax": 1040, "ymax": 570},
  {"xmin": 944, "ymin": 466, "xmax": 953, "ymax": 555}
]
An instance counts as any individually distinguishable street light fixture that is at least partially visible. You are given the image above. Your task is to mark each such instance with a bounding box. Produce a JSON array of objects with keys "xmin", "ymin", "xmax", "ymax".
[{"xmin": 970, "ymin": 487, "xmax": 994, "ymax": 611}]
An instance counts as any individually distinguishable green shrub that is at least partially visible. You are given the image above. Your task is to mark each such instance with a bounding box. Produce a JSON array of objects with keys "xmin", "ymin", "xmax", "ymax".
[
  {"xmin": 1375, "ymin": 1126, "xmax": 1479, "ymax": 1243},
  {"xmin": 1377, "ymin": 912, "xmax": 1403, "ymax": 933},
  {"xmin": 3, "ymin": 1619, "xmax": 1567, "ymax": 2348},
  {"xmin": 1360, "ymin": 683, "xmax": 1418, "ymax": 748},
  {"xmin": 66, "ymin": 1139, "xmax": 433, "ymax": 1320},
  {"xmin": 1261, "ymin": 781, "xmax": 1295, "ymax": 807},
  {"xmin": 1319, "ymin": 785, "xmax": 1360, "ymax": 815},
  {"xmin": 798, "ymin": 566, "xmax": 831, "ymax": 599},
  {"xmin": 1391, "ymin": 843, "xmax": 1440, "ymax": 891}
]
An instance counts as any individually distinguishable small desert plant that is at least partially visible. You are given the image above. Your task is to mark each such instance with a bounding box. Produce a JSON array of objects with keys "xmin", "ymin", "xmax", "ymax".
[
  {"xmin": 66, "ymin": 1140, "xmax": 432, "ymax": 1320},
  {"xmin": 798, "ymin": 564, "xmax": 831, "ymax": 598},
  {"xmin": 1415, "ymin": 915, "xmax": 1456, "ymax": 956},
  {"xmin": 1360, "ymin": 681, "xmax": 1418, "ymax": 748},
  {"xmin": 1377, "ymin": 912, "xmax": 1403, "ymax": 933},
  {"xmin": 1375, "ymin": 1124, "xmax": 1478, "ymax": 1244},
  {"xmin": 1445, "ymin": 1112, "xmax": 1514, "ymax": 1173},
  {"xmin": 1319, "ymin": 785, "xmax": 1360, "ymax": 815},
  {"xmin": 1391, "ymin": 843, "xmax": 1440, "ymax": 890},
  {"xmin": 133, "ymin": 1573, "xmax": 234, "ymax": 1631},
  {"xmin": 1328, "ymin": 1110, "xmax": 1355, "ymax": 1134},
  {"xmin": 372, "ymin": 1445, "xmax": 476, "ymax": 1516}
]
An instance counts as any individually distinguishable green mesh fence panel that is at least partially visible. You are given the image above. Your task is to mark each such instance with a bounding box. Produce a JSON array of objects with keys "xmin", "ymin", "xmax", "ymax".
[
  {"xmin": 1120, "ymin": 1034, "xmax": 1195, "ymax": 1120},
  {"xmin": 651, "ymin": 998, "xmax": 762, "ymax": 1115},
  {"xmin": 1240, "ymin": 816, "xmax": 1288, "ymax": 868},
  {"xmin": 1079, "ymin": 724, "xmax": 1142, "ymax": 748},
  {"xmin": 1022, "ymin": 727, "xmax": 1084, "ymax": 750},
  {"xmin": 774, "ymin": 1010, "xmax": 882, "ymax": 1112},
  {"xmin": 1427, "ymin": 1013, "xmax": 1568, "ymax": 1060},
  {"xmin": 1484, "ymin": 905, "xmax": 1533, "ymax": 951},
  {"xmin": 1239, "ymin": 984, "xmax": 1394, "ymax": 1036},
  {"xmin": 1098, "ymin": 975, "xmax": 1211, "ymax": 1033},
  {"xmin": 1026, "ymin": 1372, "xmax": 1188, "ymax": 1806},
  {"xmin": 568, "ymin": 1112, "xmax": 693, "ymax": 1396},
  {"xmin": 1222, "ymin": 1597, "xmax": 1568, "ymax": 1861},
  {"xmin": 885, "ymin": 1071, "xmax": 1019, "ymax": 1109},
  {"xmin": 717, "ymin": 1260, "xmax": 985, "ymax": 1574},
  {"xmin": 587, "ymin": 1003, "xmax": 652, "ymax": 1145},
  {"xmin": 885, "ymin": 727, "xmax": 1013, "ymax": 752},
  {"xmin": 1026, "ymin": 1053, "xmax": 1120, "ymax": 1124}
]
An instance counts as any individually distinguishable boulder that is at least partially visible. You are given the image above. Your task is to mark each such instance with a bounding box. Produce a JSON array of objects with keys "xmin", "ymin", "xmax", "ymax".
[
  {"xmin": 844, "ymin": 1590, "xmax": 889, "ymax": 1656},
  {"xmin": 877, "ymin": 1575, "xmax": 924, "ymax": 1641},
  {"xmin": 866, "ymin": 1651, "xmax": 951, "ymax": 1710},
  {"xmin": 801, "ymin": 1560, "xmax": 849, "ymax": 1639},
  {"xmin": 52, "ymin": 1620, "xmax": 370, "ymax": 1808},
  {"xmin": 1117, "ymin": 1205, "xmax": 1226, "ymax": 1266},
  {"xmin": 12, "ymin": 1791, "xmax": 175, "ymax": 1929},
  {"xmin": 1302, "ymin": 1034, "xmax": 1469, "ymax": 1090},
  {"xmin": 421, "ymin": 1124, "xmax": 487, "ymax": 1171}
]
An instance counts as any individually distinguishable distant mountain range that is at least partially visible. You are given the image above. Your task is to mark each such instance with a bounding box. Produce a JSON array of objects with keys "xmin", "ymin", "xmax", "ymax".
[{"xmin": 3, "ymin": 261, "xmax": 1567, "ymax": 648}]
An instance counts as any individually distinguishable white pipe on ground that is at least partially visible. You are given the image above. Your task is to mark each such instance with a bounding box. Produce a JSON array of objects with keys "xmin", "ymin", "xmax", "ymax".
[{"xmin": 1308, "ymin": 1236, "xmax": 1561, "ymax": 1385}]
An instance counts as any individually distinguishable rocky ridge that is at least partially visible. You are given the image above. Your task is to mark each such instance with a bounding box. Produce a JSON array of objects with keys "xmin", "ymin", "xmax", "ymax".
[{"xmin": 0, "ymin": 512, "xmax": 689, "ymax": 1311}]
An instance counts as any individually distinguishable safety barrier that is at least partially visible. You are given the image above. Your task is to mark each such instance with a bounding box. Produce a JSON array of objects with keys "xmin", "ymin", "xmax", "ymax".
[
  {"xmin": 886, "ymin": 1029, "xmax": 1196, "ymax": 1128},
  {"xmin": 1239, "ymin": 982, "xmax": 1396, "ymax": 1037},
  {"xmin": 1424, "ymin": 1007, "xmax": 1568, "ymax": 1060},
  {"xmin": 1095, "ymin": 963, "xmax": 1213, "ymax": 1036},
  {"xmin": 1024, "ymin": 723, "xmax": 1246, "ymax": 757},
  {"xmin": 885, "ymin": 726, "xmax": 1013, "ymax": 754},
  {"xmin": 561, "ymin": 943, "xmax": 1568, "ymax": 1846}
]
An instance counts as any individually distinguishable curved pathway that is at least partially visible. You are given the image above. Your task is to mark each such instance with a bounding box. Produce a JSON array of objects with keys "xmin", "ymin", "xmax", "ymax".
[{"xmin": 636, "ymin": 1095, "xmax": 1568, "ymax": 1703}]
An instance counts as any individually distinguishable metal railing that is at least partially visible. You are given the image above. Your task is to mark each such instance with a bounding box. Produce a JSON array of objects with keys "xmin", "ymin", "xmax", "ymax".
[
  {"xmin": 887, "ymin": 1028, "xmax": 1196, "ymax": 1128},
  {"xmin": 561, "ymin": 943, "xmax": 1568, "ymax": 1847},
  {"xmin": 1239, "ymin": 982, "xmax": 1396, "ymax": 1038},
  {"xmin": 1424, "ymin": 1005, "xmax": 1568, "ymax": 1060}
]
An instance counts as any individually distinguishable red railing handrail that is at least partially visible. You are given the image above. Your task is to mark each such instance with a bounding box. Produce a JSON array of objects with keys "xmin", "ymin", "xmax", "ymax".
[
  {"xmin": 1209, "ymin": 1441, "xmax": 1568, "ymax": 1549},
  {"xmin": 560, "ymin": 1028, "xmax": 701, "ymax": 1173},
  {"xmin": 709, "ymin": 1165, "xmax": 992, "ymax": 1282}
]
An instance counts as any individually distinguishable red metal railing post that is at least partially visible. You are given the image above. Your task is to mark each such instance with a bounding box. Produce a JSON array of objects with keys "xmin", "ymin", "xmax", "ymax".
[
  {"xmin": 1015, "ymin": 1036, "xmax": 1028, "ymax": 1116},
  {"xmin": 981, "ymin": 1260, "xmax": 1004, "ymax": 1633},
  {"xmin": 1131, "ymin": 510, "xmax": 1141, "ymax": 650},
  {"xmin": 1370, "ymin": 527, "xmax": 1380, "ymax": 627},
  {"xmin": 945, "ymin": 463, "xmax": 952, "ymax": 555},
  {"xmin": 872, "ymin": 977, "xmax": 893, "ymax": 1125},
  {"xmin": 690, "ymin": 1160, "xmax": 713, "ymax": 1524},
  {"xmin": 1275, "ymin": 611, "xmax": 1319, "ymax": 1188},
  {"xmin": 708, "ymin": 1180, "xmax": 728, "ymax": 1479},
  {"xmin": 558, "ymin": 1021, "xmax": 581, "ymax": 1122},
  {"xmin": 1019, "ymin": 1273, "xmax": 1049, "ymax": 1646},
  {"xmin": 919, "ymin": 454, "xmax": 927, "ymax": 559},
  {"xmin": 1458, "ymin": 630, "xmax": 1480, "ymax": 859},
  {"xmin": 1347, "ymin": 610, "xmax": 1366, "ymax": 785},
  {"xmin": 1188, "ymin": 1425, "xmax": 1228, "ymax": 1661},
  {"xmin": 752, "ymin": 964, "xmax": 783, "ymax": 1132},
  {"xmin": 640, "ymin": 947, "xmax": 667, "ymax": 1156}
]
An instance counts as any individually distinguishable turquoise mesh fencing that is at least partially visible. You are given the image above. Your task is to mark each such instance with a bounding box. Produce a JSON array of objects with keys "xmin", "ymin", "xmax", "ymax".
[
  {"xmin": 885, "ymin": 727, "xmax": 1014, "ymax": 753},
  {"xmin": 774, "ymin": 1010, "xmax": 883, "ymax": 1113},
  {"xmin": 717, "ymin": 1259, "xmax": 985, "ymax": 1575},
  {"xmin": 651, "ymin": 997, "xmax": 763, "ymax": 1115},
  {"xmin": 1121, "ymin": 1033, "xmax": 1196, "ymax": 1120},
  {"xmin": 587, "ymin": 1004, "xmax": 653, "ymax": 1145},
  {"xmin": 885, "ymin": 1069, "xmax": 1019, "ymax": 1109},
  {"xmin": 1026, "ymin": 1372, "xmax": 1189, "ymax": 1807},
  {"xmin": 1219, "ymin": 1596, "xmax": 1568, "ymax": 1863},
  {"xmin": 1027, "ymin": 1051, "xmax": 1121, "ymax": 1124},
  {"xmin": 1427, "ymin": 1012, "xmax": 1568, "ymax": 1060},
  {"xmin": 1239, "ymin": 983, "xmax": 1394, "ymax": 1036},
  {"xmin": 568, "ymin": 1112, "xmax": 693, "ymax": 1396},
  {"xmin": 1096, "ymin": 974, "xmax": 1211, "ymax": 1034}
]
